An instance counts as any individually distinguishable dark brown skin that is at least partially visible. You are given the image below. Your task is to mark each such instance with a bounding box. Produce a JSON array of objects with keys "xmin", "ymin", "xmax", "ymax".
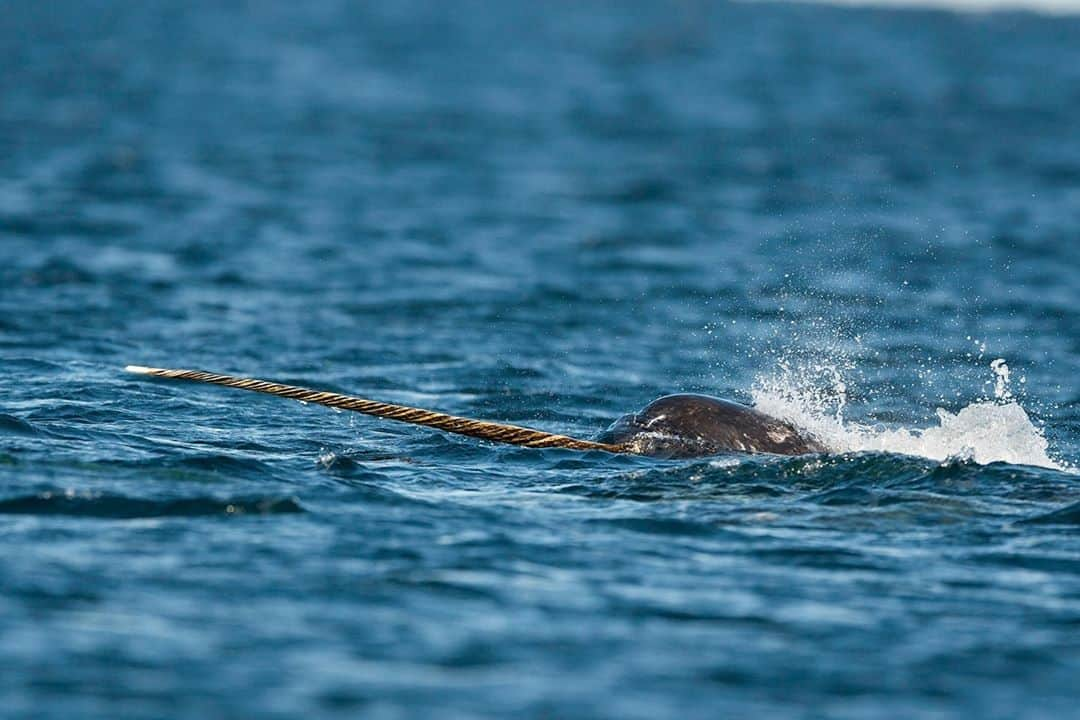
[{"xmin": 595, "ymin": 394, "xmax": 827, "ymax": 458}]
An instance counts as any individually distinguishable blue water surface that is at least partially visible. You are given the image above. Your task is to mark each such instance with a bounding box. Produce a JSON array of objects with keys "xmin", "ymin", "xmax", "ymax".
[{"xmin": 1, "ymin": 2, "xmax": 1079, "ymax": 718}]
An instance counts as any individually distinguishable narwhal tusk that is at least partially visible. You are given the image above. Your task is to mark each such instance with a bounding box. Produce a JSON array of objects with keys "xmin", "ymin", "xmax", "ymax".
[{"xmin": 124, "ymin": 365, "xmax": 625, "ymax": 453}]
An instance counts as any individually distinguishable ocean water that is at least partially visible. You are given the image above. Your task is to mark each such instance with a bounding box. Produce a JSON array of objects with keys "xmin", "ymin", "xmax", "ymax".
[{"xmin": 1, "ymin": 2, "xmax": 1078, "ymax": 718}]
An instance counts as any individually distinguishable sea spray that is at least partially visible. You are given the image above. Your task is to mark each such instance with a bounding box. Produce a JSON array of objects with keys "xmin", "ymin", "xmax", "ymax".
[{"xmin": 752, "ymin": 358, "xmax": 1066, "ymax": 471}]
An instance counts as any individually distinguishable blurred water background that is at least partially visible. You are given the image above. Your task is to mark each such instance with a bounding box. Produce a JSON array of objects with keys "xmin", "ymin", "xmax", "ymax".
[{"xmin": 1, "ymin": 1, "xmax": 1078, "ymax": 718}]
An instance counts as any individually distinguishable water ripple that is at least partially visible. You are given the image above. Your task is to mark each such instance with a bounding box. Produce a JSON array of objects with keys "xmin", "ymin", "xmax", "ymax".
[{"xmin": 0, "ymin": 492, "xmax": 303, "ymax": 518}]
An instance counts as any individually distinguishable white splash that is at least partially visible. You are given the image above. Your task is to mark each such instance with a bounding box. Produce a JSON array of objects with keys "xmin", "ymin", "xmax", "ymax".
[
  {"xmin": 990, "ymin": 358, "xmax": 1011, "ymax": 401},
  {"xmin": 751, "ymin": 359, "xmax": 1067, "ymax": 471}
]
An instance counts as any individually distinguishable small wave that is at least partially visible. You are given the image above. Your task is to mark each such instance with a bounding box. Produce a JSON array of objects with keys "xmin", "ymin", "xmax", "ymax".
[
  {"xmin": 752, "ymin": 546, "xmax": 890, "ymax": 572},
  {"xmin": 753, "ymin": 359, "xmax": 1069, "ymax": 471},
  {"xmin": 11, "ymin": 258, "xmax": 96, "ymax": 286},
  {"xmin": 316, "ymin": 448, "xmax": 419, "ymax": 473},
  {"xmin": 0, "ymin": 492, "xmax": 303, "ymax": 518},
  {"xmin": 165, "ymin": 453, "xmax": 277, "ymax": 475},
  {"xmin": 590, "ymin": 516, "xmax": 720, "ymax": 537},
  {"xmin": 1019, "ymin": 501, "xmax": 1080, "ymax": 526},
  {"xmin": 0, "ymin": 413, "xmax": 41, "ymax": 436}
]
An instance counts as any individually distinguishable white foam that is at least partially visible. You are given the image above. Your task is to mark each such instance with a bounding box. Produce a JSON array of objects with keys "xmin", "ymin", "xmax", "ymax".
[{"xmin": 751, "ymin": 359, "xmax": 1068, "ymax": 471}]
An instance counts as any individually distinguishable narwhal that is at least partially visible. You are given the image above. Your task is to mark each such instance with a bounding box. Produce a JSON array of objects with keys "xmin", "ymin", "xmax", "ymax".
[{"xmin": 124, "ymin": 366, "xmax": 827, "ymax": 458}]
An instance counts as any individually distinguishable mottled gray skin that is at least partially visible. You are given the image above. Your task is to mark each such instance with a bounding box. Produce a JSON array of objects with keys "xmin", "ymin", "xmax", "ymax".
[{"xmin": 596, "ymin": 394, "xmax": 827, "ymax": 458}]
